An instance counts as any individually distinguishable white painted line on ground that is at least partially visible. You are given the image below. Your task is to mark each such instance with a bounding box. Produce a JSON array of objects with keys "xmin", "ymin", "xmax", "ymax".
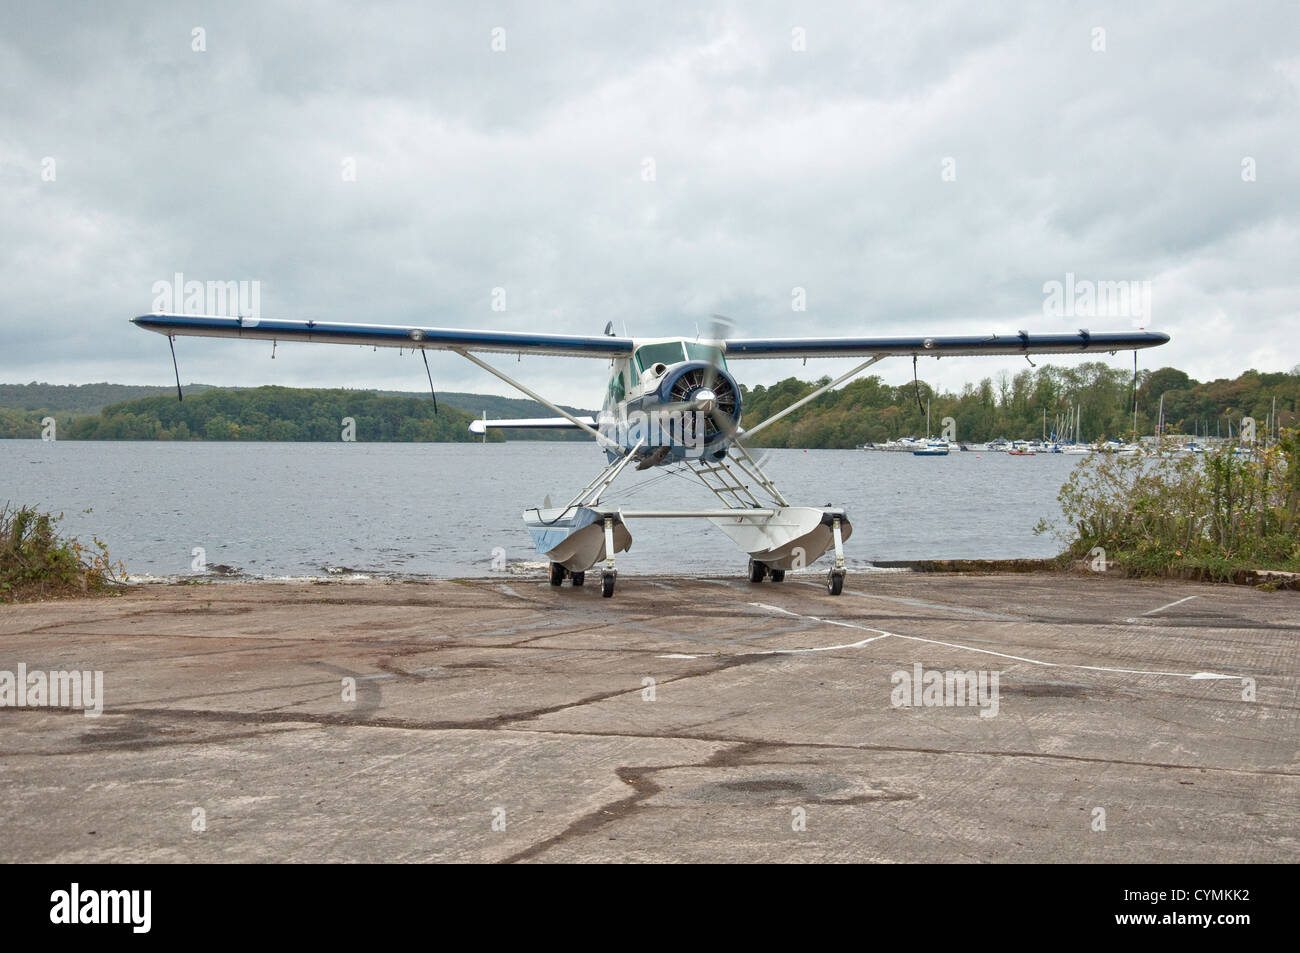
[
  {"xmin": 746, "ymin": 602, "xmax": 896, "ymax": 654},
  {"xmin": 756, "ymin": 634, "xmax": 892, "ymax": 655},
  {"xmin": 792, "ymin": 581, "xmax": 1021, "ymax": 620},
  {"xmin": 1142, "ymin": 595, "xmax": 1197, "ymax": 616},
  {"xmin": 888, "ymin": 632, "xmax": 1231, "ymax": 679},
  {"xmin": 747, "ymin": 601, "xmax": 1232, "ymax": 679}
]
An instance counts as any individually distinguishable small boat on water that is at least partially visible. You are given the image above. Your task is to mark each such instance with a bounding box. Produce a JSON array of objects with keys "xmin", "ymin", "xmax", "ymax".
[{"xmin": 912, "ymin": 444, "xmax": 949, "ymax": 456}]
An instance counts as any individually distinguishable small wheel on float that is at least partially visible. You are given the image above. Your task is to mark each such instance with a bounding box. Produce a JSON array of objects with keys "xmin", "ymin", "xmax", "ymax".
[{"xmin": 827, "ymin": 569, "xmax": 845, "ymax": 596}]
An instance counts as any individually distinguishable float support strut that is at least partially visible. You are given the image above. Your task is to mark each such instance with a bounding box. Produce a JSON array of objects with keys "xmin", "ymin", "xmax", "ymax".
[
  {"xmin": 603, "ymin": 517, "xmax": 617, "ymax": 572},
  {"xmin": 831, "ymin": 517, "xmax": 846, "ymax": 572}
]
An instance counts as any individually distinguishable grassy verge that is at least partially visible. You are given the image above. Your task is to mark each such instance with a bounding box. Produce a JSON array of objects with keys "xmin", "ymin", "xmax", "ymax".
[
  {"xmin": 1037, "ymin": 431, "xmax": 1300, "ymax": 582},
  {"xmin": 0, "ymin": 504, "xmax": 126, "ymax": 602}
]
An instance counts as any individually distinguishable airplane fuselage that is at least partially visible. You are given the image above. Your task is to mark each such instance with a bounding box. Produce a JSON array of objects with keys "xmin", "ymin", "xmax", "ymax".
[{"xmin": 597, "ymin": 338, "xmax": 742, "ymax": 465}]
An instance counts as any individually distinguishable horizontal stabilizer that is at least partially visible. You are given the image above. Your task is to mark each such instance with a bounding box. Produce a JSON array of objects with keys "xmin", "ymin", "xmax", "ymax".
[{"xmin": 468, "ymin": 416, "xmax": 597, "ymax": 435}]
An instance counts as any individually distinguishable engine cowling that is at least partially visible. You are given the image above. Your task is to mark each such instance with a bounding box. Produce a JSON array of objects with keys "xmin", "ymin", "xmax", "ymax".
[{"xmin": 654, "ymin": 361, "xmax": 742, "ymax": 443}]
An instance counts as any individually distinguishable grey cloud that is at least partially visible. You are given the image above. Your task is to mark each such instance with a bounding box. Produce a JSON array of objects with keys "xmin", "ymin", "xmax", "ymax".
[{"xmin": 1, "ymin": 0, "xmax": 1296, "ymax": 406}]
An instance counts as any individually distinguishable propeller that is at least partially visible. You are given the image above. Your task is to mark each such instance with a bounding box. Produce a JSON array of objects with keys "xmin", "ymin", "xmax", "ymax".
[
  {"xmin": 700, "ymin": 313, "xmax": 733, "ymax": 394},
  {"xmin": 657, "ymin": 388, "xmax": 721, "ymax": 415},
  {"xmin": 700, "ymin": 313, "xmax": 741, "ymax": 443},
  {"xmin": 690, "ymin": 313, "xmax": 773, "ymax": 474}
]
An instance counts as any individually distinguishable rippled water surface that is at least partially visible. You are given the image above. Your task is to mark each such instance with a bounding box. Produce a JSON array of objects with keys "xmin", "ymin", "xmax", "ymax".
[{"xmin": 0, "ymin": 441, "xmax": 1083, "ymax": 578}]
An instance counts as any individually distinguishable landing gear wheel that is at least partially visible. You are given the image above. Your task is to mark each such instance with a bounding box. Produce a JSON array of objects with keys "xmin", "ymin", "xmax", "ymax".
[
  {"xmin": 748, "ymin": 558, "xmax": 769, "ymax": 583},
  {"xmin": 571, "ymin": 571, "xmax": 585, "ymax": 587},
  {"xmin": 549, "ymin": 562, "xmax": 566, "ymax": 586},
  {"xmin": 827, "ymin": 569, "xmax": 845, "ymax": 596},
  {"xmin": 601, "ymin": 571, "xmax": 616, "ymax": 598},
  {"xmin": 770, "ymin": 569, "xmax": 786, "ymax": 582}
]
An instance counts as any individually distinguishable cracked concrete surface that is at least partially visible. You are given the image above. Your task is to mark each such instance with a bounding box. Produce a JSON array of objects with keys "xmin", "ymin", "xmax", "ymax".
[{"xmin": 0, "ymin": 571, "xmax": 1296, "ymax": 862}]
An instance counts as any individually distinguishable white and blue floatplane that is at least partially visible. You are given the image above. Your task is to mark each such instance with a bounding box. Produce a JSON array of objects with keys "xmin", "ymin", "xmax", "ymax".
[{"xmin": 132, "ymin": 312, "xmax": 1168, "ymax": 598}]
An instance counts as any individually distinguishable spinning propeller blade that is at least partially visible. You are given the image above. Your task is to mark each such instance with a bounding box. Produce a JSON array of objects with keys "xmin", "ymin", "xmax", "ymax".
[
  {"xmin": 699, "ymin": 314, "xmax": 768, "ymax": 469},
  {"xmin": 701, "ymin": 313, "xmax": 733, "ymax": 394}
]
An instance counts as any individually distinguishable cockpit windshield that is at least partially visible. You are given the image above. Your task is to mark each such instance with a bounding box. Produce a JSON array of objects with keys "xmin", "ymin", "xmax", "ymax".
[
  {"xmin": 684, "ymin": 342, "xmax": 727, "ymax": 366},
  {"xmin": 635, "ymin": 341, "xmax": 728, "ymax": 373}
]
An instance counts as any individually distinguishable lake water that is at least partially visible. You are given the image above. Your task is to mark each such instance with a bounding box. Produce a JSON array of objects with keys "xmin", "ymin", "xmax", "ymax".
[{"xmin": 0, "ymin": 441, "xmax": 1083, "ymax": 579}]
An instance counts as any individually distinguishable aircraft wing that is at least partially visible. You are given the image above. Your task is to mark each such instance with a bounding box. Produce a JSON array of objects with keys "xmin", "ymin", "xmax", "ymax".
[
  {"xmin": 131, "ymin": 314, "xmax": 634, "ymax": 359},
  {"xmin": 723, "ymin": 329, "xmax": 1169, "ymax": 359},
  {"xmin": 468, "ymin": 416, "xmax": 597, "ymax": 434},
  {"xmin": 133, "ymin": 314, "xmax": 1168, "ymax": 360}
]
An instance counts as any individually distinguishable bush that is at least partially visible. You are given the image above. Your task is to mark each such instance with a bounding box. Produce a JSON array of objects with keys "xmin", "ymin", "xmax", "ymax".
[
  {"xmin": 0, "ymin": 504, "xmax": 126, "ymax": 601},
  {"xmin": 1040, "ymin": 432, "xmax": 1300, "ymax": 579}
]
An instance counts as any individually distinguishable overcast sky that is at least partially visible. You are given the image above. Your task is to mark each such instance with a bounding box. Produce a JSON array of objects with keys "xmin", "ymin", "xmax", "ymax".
[{"xmin": 2, "ymin": 1, "xmax": 1297, "ymax": 407}]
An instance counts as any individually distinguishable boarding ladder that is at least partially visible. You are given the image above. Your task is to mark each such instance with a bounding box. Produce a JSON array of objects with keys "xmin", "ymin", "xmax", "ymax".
[{"xmin": 684, "ymin": 444, "xmax": 788, "ymax": 509}]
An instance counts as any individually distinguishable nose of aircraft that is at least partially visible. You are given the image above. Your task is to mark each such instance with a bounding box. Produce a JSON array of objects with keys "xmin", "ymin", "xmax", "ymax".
[{"xmin": 693, "ymin": 388, "xmax": 717, "ymax": 413}]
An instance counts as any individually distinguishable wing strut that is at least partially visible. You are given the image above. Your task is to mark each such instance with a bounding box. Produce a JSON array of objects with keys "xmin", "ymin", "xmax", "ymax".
[
  {"xmin": 168, "ymin": 335, "xmax": 183, "ymax": 402},
  {"xmin": 420, "ymin": 349, "xmax": 438, "ymax": 414},
  {"xmin": 451, "ymin": 348, "xmax": 617, "ymax": 450}
]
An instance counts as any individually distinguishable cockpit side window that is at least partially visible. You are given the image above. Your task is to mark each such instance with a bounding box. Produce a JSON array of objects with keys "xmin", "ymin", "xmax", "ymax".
[
  {"xmin": 608, "ymin": 370, "xmax": 625, "ymax": 403},
  {"xmin": 634, "ymin": 342, "xmax": 687, "ymax": 373}
]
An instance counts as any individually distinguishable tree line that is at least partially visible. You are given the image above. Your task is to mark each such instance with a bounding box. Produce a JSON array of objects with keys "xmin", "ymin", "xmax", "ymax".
[
  {"xmin": 740, "ymin": 363, "xmax": 1299, "ymax": 448},
  {"xmin": 0, "ymin": 365, "xmax": 1295, "ymax": 446},
  {"xmin": 1, "ymin": 387, "xmax": 496, "ymax": 442}
]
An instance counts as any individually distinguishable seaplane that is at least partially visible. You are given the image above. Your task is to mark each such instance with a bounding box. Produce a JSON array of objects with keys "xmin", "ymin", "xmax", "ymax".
[{"xmin": 131, "ymin": 312, "xmax": 1168, "ymax": 598}]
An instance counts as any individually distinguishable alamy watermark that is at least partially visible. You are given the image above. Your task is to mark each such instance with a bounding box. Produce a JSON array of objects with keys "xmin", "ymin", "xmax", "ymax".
[
  {"xmin": 891, "ymin": 663, "xmax": 1000, "ymax": 718},
  {"xmin": 0, "ymin": 664, "xmax": 103, "ymax": 717},
  {"xmin": 606, "ymin": 409, "xmax": 713, "ymax": 457},
  {"xmin": 1042, "ymin": 272, "xmax": 1151, "ymax": 324},
  {"xmin": 151, "ymin": 272, "xmax": 261, "ymax": 321},
  {"xmin": 50, "ymin": 884, "xmax": 150, "ymax": 933}
]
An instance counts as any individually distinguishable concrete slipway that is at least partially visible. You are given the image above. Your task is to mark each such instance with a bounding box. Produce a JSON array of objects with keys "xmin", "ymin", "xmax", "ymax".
[{"xmin": 0, "ymin": 571, "xmax": 1295, "ymax": 863}]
